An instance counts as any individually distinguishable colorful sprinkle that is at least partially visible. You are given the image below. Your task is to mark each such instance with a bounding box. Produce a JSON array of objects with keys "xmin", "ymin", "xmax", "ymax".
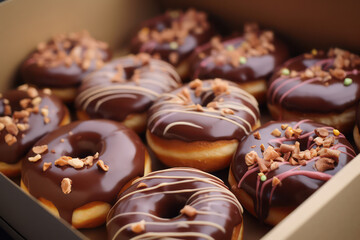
[
  {"xmin": 344, "ymin": 78, "xmax": 352, "ymax": 86},
  {"xmin": 311, "ymin": 49, "xmax": 318, "ymax": 55},
  {"xmin": 239, "ymin": 56, "xmax": 247, "ymax": 64},
  {"xmin": 333, "ymin": 129, "xmax": 340, "ymax": 136},
  {"xmin": 281, "ymin": 68, "xmax": 290, "ymax": 76},
  {"xmin": 226, "ymin": 45, "xmax": 235, "ymax": 51},
  {"xmin": 169, "ymin": 42, "xmax": 179, "ymax": 50}
]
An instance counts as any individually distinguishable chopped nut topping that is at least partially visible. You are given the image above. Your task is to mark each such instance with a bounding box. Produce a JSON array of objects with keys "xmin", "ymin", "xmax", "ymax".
[
  {"xmin": 253, "ymin": 131, "xmax": 261, "ymax": 140},
  {"xmin": 245, "ymin": 151, "xmax": 258, "ymax": 166},
  {"xmin": 0, "ymin": 123, "xmax": 4, "ymax": 131},
  {"xmin": 272, "ymin": 176, "xmax": 281, "ymax": 186},
  {"xmin": 97, "ymin": 160, "xmax": 109, "ymax": 172},
  {"xmin": 180, "ymin": 205, "xmax": 197, "ymax": 218},
  {"xmin": 13, "ymin": 110, "xmax": 30, "ymax": 119},
  {"xmin": 20, "ymin": 98, "xmax": 31, "ymax": 108},
  {"xmin": 315, "ymin": 158, "xmax": 335, "ymax": 172},
  {"xmin": 61, "ymin": 178, "xmax": 72, "ymax": 194},
  {"xmin": 27, "ymin": 87, "xmax": 39, "ymax": 98},
  {"xmin": 270, "ymin": 162, "xmax": 279, "ymax": 171},
  {"xmin": 221, "ymin": 108, "xmax": 235, "ymax": 115},
  {"xmin": 284, "ymin": 127, "xmax": 293, "ymax": 138},
  {"xmin": 271, "ymin": 128, "xmax": 281, "ymax": 137},
  {"xmin": 292, "ymin": 128, "xmax": 303, "ymax": 137},
  {"xmin": 31, "ymin": 97, "xmax": 42, "ymax": 106},
  {"xmin": 43, "ymin": 88, "xmax": 52, "ymax": 95},
  {"xmin": 314, "ymin": 128, "xmax": 329, "ymax": 138},
  {"xmin": 137, "ymin": 182, "xmax": 148, "ymax": 189},
  {"xmin": 257, "ymin": 157, "xmax": 270, "ymax": 173},
  {"xmin": 68, "ymin": 158, "xmax": 85, "ymax": 169},
  {"xmin": 55, "ymin": 156, "xmax": 72, "ymax": 166},
  {"xmin": 207, "ymin": 101, "xmax": 219, "ymax": 109},
  {"xmin": 211, "ymin": 79, "xmax": 229, "ymax": 96},
  {"xmin": 32, "ymin": 145, "xmax": 48, "ymax": 154},
  {"xmin": 131, "ymin": 220, "xmax": 146, "ymax": 233},
  {"xmin": 5, "ymin": 134, "xmax": 17, "ymax": 146},
  {"xmin": 318, "ymin": 148, "xmax": 340, "ymax": 163},
  {"xmin": 323, "ymin": 136, "xmax": 334, "ymax": 148},
  {"xmin": 189, "ymin": 79, "xmax": 203, "ymax": 89},
  {"xmin": 195, "ymin": 104, "xmax": 204, "ymax": 112},
  {"xmin": 28, "ymin": 154, "xmax": 42, "ymax": 162},
  {"xmin": 263, "ymin": 146, "xmax": 280, "ymax": 161},
  {"xmin": 314, "ymin": 137, "xmax": 324, "ymax": 146},
  {"xmin": 94, "ymin": 152, "xmax": 99, "ymax": 159},
  {"xmin": 260, "ymin": 144, "xmax": 265, "ymax": 151},
  {"xmin": 43, "ymin": 162, "xmax": 52, "ymax": 172},
  {"xmin": 6, "ymin": 123, "xmax": 18, "ymax": 136},
  {"xmin": 279, "ymin": 143, "xmax": 295, "ymax": 153},
  {"xmin": 82, "ymin": 156, "xmax": 94, "ymax": 166}
]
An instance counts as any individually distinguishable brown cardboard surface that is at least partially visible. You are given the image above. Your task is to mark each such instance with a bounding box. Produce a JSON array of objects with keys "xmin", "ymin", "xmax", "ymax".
[{"xmin": 0, "ymin": 0, "xmax": 359, "ymax": 239}]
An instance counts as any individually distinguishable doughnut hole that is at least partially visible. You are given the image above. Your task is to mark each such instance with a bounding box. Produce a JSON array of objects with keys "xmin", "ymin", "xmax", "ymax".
[
  {"xmin": 155, "ymin": 194, "xmax": 188, "ymax": 219},
  {"xmin": 67, "ymin": 132, "xmax": 103, "ymax": 158}
]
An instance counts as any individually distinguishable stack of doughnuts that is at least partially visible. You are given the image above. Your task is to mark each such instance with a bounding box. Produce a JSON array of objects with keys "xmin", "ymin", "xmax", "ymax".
[{"xmin": 0, "ymin": 6, "xmax": 358, "ymax": 238}]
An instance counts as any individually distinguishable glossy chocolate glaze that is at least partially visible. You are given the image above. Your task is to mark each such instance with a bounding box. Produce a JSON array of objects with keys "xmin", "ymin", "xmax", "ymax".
[
  {"xmin": 131, "ymin": 9, "xmax": 215, "ymax": 66},
  {"xmin": 75, "ymin": 55, "xmax": 181, "ymax": 122},
  {"xmin": 21, "ymin": 120, "xmax": 146, "ymax": 223},
  {"xmin": 21, "ymin": 34, "xmax": 111, "ymax": 89},
  {"xmin": 231, "ymin": 120, "xmax": 355, "ymax": 222},
  {"xmin": 267, "ymin": 52, "xmax": 360, "ymax": 113},
  {"xmin": 190, "ymin": 35, "xmax": 289, "ymax": 83},
  {"xmin": 147, "ymin": 79, "xmax": 260, "ymax": 142},
  {"xmin": 0, "ymin": 89, "xmax": 67, "ymax": 164},
  {"xmin": 107, "ymin": 168, "xmax": 243, "ymax": 240},
  {"xmin": 357, "ymin": 103, "xmax": 360, "ymax": 132}
]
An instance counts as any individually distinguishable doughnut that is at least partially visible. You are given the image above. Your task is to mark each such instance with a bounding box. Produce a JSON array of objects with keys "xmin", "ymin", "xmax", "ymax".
[
  {"xmin": 131, "ymin": 9, "xmax": 215, "ymax": 79},
  {"xmin": 353, "ymin": 103, "xmax": 360, "ymax": 150},
  {"xmin": 21, "ymin": 120, "xmax": 151, "ymax": 229},
  {"xmin": 107, "ymin": 167, "xmax": 243, "ymax": 240},
  {"xmin": 190, "ymin": 23, "xmax": 289, "ymax": 103},
  {"xmin": 75, "ymin": 53, "xmax": 181, "ymax": 133},
  {"xmin": 229, "ymin": 119, "xmax": 356, "ymax": 225},
  {"xmin": 0, "ymin": 85, "xmax": 70, "ymax": 177},
  {"xmin": 20, "ymin": 30, "xmax": 112, "ymax": 102},
  {"xmin": 147, "ymin": 78, "xmax": 260, "ymax": 172},
  {"xmin": 267, "ymin": 48, "xmax": 360, "ymax": 133}
]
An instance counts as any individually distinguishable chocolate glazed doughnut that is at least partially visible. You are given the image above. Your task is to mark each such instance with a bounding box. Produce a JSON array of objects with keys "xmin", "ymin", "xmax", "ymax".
[
  {"xmin": 0, "ymin": 85, "xmax": 69, "ymax": 177},
  {"xmin": 229, "ymin": 120, "xmax": 356, "ymax": 225},
  {"xmin": 107, "ymin": 167, "xmax": 243, "ymax": 240},
  {"xmin": 147, "ymin": 78, "xmax": 260, "ymax": 172},
  {"xmin": 75, "ymin": 53, "xmax": 181, "ymax": 133},
  {"xmin": 267, "ymin": 48, "xmax": 360, "ymax": 133},
  {"xmin": 190, "ymin": 23, "xmax": 289, "ymax": 103},
  {"xmin": 21, "ymin": 120, "xmax": 151, "ymax": 229},
  {"xmin": 21, "ymin": 31, "xmax": 111, "ymax": 102},
  {"xmin": 131, "ymin": 9, "xmax": 215, "ymax": 79}
]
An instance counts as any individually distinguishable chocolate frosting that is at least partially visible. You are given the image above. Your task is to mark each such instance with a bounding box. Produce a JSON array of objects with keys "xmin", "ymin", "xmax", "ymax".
[
  {"xmin": 147, "ymin": 79, "xmax": 260, "ymax": 142},
  {"xmin": 231, "ymin": 120, "xmax": 355, "ymax": 221},
  {"xmin": 21, "ymin": 120, "xmax": 146, "ymax": 223},
  {"xmin": 21, "ymin": 32, "xmax": 111, "ymax": 89},
  {"xmin": 107, "ymin": 167, "xmax": 243, "ymax": 240},
  {"xmin": 75, "ymin": 54, "xmax": 181, "ymax": 122},
  {"xmin": 130, "ymin": 9, "xmax": 215, "ymax": 66},
  {"xmin": 190, "ymin": 34, "xmax": 289, "ymax": 83},
  {"xmin": 0, "ymin": 88, "xmax": 67, "ymax": 164},
  {"xmin": 267, "ymin": 51, "xmax": 360, "ymax": 113},
  {"xmin": 357, "ymin": 103, "xmax": 360, "ymax": 132}
]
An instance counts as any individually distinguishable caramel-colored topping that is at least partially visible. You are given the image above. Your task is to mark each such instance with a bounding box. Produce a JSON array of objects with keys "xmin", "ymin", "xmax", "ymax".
[
  {"xmin": 284, "ymin": 127, "xmax": 293, "ymax": 138},
  {"xmin": 189, "ymin": 79, "xmax": 203, "ymax": 89},
  {"xmin": 211, "ymin": 78, "xmax": 229, "ymax": 96},
  {"xmin": 136, "ymin": 182, "xmax": 148, "ymax": 189},
  {"xmin": 279, "ymin": 143, "xmax": 295, "ymax": 153},
  {"xmin": 314, "ymin": 137, "xmax": 324, "ymax": 146},
  {"xmin": 32, "ymin": 145, "xmax": 48, "ymax": 154},
  {"xmin": 271, "ymin": 128, "xmax": 281, "ymax": 137},
  {"xmin": 272, "ymin": 176, "xmax": 281, "ymax": 186},
  {"xmin": 245, "ymin": 151, "xmax": 258, "ymax": 166},
  {"xmin": 318, "ymin": 148, "xmax": 340, "ymax": 163},
  {"xmin": 61, "ymin": 178, "xmax": 72, "ymax": 194},
  {"xmin": 314, "ymin": 128, "xmax": 329, "ymax": 138},
  {"xmin": 42, "ymin": 162, "xmax": 52, "ymax": 172},
  {"xmin": 180, "ymin": 205, "xmax": 197, "ymax": 218},
  {"xmin": 27, "ymin": 87, "xmax": 39, "ymax": 98},
  {"xmin": 97, "ymin": 160, "xmax": 109, "ymax": 172},
  {"xmin": 28, "ymin": 154, "xmax": 41, "ymax": 162},
  {"xmin": 5, "ymin": 134, "xmax": 17, "ymax": 146},
  {"xmin": 270, "ymin": 162, "xmax": 279, "ymax": 171},
  {"xmin": 131, "ymin": 220, "xmax": 146, "ymax": 233},
  {"xmin": 55, "ymin": 156, "xmax": 72, "ymax": 166},
  {"xmin": 260, "ymin": 144, "xmax": 265, "ymax": 151},
  {"xmin": 221, "ymin": 108, "xmax": 235, "ymax": 115},
  {"xmin": 253, "ymin": 131, "xmax": 261, "ymax": 140},
  {"xmin": 315, "ymin": 157, "xmax": 335, "ymax": 172},
  {"xmin": 323, "ymin": 136, "xmax": 335, "ymax": 148},
  {"xmin": 68, "ymin": 158, "xmax": 85, "ymax": 169},
  {"xmin": 6, "ymin": 123, "xmax": 19, "ymax": 136},
  {"xmin": 82, "ymin": 156, "xmax": 94, "ymax": 166},
  {"xmin": 263, "ymin": 146, "xmax": 280, "ymax": 162}
]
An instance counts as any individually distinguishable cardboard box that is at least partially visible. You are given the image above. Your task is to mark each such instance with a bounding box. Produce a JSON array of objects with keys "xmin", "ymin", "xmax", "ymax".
[{"xmin": 0, "ymin": 0, "xmax": 360, "ymax": 239}]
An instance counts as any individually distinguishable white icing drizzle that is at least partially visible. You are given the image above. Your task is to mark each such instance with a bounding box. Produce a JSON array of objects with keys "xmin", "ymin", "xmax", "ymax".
[
  {"xmin": 107, "ymin": 168, "xmax": 243, "ymax": 240},
  {"xmin": 76, "ymin": 55, "xmax": 181, "ymax": 115},
  {"xmin": 163, "ymin": 121, "xmax": 203, "ymax": 135},
  {"xmin": 148, "ymin": 79, "xmax": 259, "ymax": 138}
]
